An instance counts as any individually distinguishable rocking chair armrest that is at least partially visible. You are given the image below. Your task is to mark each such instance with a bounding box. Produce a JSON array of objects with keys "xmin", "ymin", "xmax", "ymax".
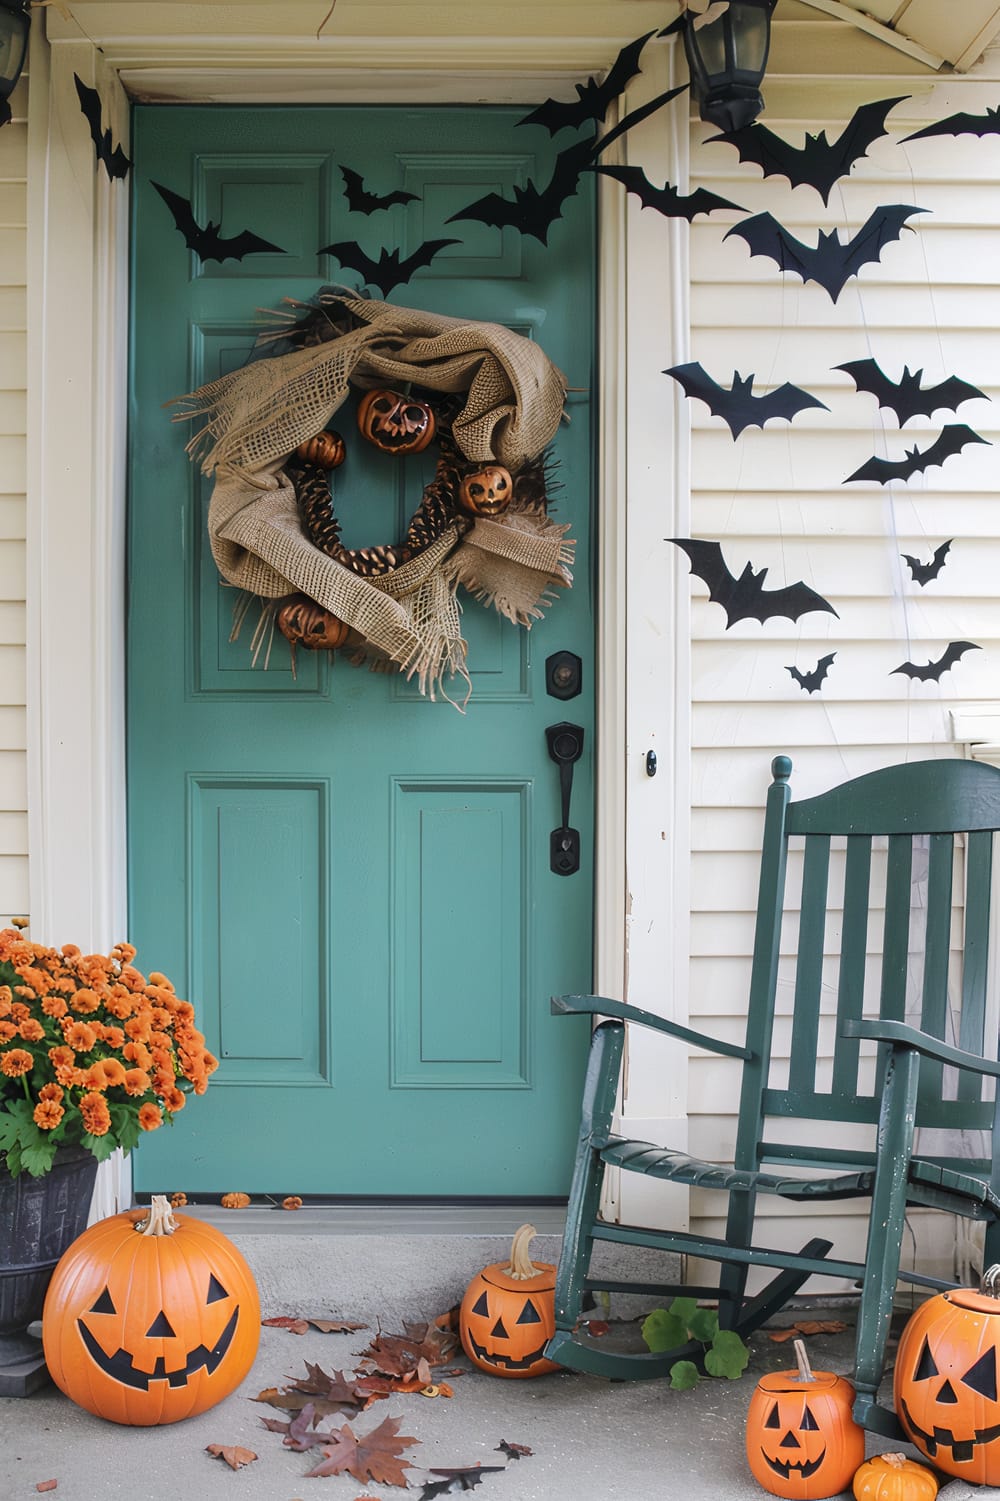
[
  {"xmin": 842, "ymin": 1018, "xmax": 1000, "ymax": 1079},
  {"xmin": 551, "ymin": 994, "xmax": 753, "ymax": 1060}
]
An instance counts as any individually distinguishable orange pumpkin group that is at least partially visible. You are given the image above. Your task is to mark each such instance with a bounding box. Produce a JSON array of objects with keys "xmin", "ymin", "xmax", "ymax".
[
  {"xmin": 42, "ymin": 1195, "xmax": 260, "ymax": 1425},
  {"xmin": 745, "ymin": 1339, "xmax": 865, "ymax": 1499},
  {"xmin": 459, "ymin": 1223, "xmax": 558, "ymax": 1378}
]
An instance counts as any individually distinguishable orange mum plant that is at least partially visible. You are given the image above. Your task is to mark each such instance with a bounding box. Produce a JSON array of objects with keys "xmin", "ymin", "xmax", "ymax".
[{"xmin": 0, "ymin": 922, "xmax": 218, "ymax": 1177}]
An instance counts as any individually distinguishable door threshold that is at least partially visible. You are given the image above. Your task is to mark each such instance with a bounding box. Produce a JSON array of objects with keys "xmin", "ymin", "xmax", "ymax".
[{"xmin": 151, "ymin": 1199, "xmax": 568, "ymax": 1237}]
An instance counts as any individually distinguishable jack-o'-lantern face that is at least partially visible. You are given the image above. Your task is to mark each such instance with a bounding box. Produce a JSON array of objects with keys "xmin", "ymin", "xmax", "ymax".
[
  {"xmin": 745, "ymin": 1368, "xmax": 864, "ymax": 1499},
  {"xmin": 459, "ymin": 1274, "xmax": 558, "ymax": 1378},
  {"xmin": 458, "ymin": 465, "xmax": 512, "ymax": 518},
  {"xmin": 357, "ymin": 388, "xmax": 435, "ymax": 454},
  {"xmin": 276, "ymin": 594, "xmax": 349, "ymax": 651}
]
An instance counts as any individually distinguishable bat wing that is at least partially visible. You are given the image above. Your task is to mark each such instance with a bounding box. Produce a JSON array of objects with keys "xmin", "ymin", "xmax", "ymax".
[
  {"xmin": 591, "ymin": 164, "xmax": 745, "ymax": 220},
  {"xmin": 447, "ymin": 138, "xmax": 592, "ymax": 244},
  {"xmin": 749, "ymin": 578, "xmax": 839, "ymax": 626},
  {"xmin": 724, "ymin": 212, "xmax": 817, "ymax": 285},
  {"xmin": 758, "ymin": 382, "xmax": 829, "ymax": 426},
  {"xmin": 836, "ymin": 359, "xmax": 987, "ymax": 423},
  {"xmin": 665, "ymin": 363, "xmax": 826, "ymax": 438},
  {"xmin": 340, "ymin": 165, "xmax": 417, "ymax": 214},
  {"xmin": 903, "ymin": 110, "xmax": 1000, "ymax": 142},
  {"xmin": 728, "ymin": 205, "xmax": 924, "ymax": 302},
  {"xmin": 787, "ymin": 652, "xmax": 837, "ymax": 693},
  {"xmin": 518, "ymin": 30, "xmax": 654, "ymax": 134},
  {"xmin": 74, "ymin": 74, "xmax": 131, "ymax": 181},
  {"xmin": 708, "ymin": 102, "xmax": 907, "ymax": 203},
  {"xmin": 320, "ymin": 239, "xmax": 458, "ymax": 293},
  {"xmin": 846, "ymin": 425, "xmax": 989, "ymax": 484},
  {"xmin": 836, "ymin": 205, "xmax": 928, "ymax": 293},
  {"xmin": 671, "ymin": 537, "xmax": 838, "ymax": 627},
  {"xmin": 902, "ymin": 539, "xmax": 952, "ymax": 585},
  {"xmin": 394, "ymin": 238, "xmax": 461, "ymax": 284},
  {"xmin": 913, "ymin": 374, "xmax": 988, "ymax": 420},
  {"xmin": 206, "ymin": 227, "xmax": 286, "ymax": 263},
  {"xmin": 670, "ymin": 538, "xmax": 737, "ymax": 608},
  {"xmin": 892, "ymin": 642, "xmax": 981, "ymax": 682},
  {"xmin": 151, "ymin": 181, "xmax": 201, "ymax": 244}
]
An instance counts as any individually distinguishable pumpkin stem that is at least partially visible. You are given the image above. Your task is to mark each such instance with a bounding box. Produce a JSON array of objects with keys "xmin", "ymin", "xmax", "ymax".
[
  {"xmin": 880, "ymin": 1454, "xmax": 909, "ymax": 1468},
  {"xmin": 504, "ymin": 1223, "xmax": 542, "ymax": 1280},
  {"xmin": 982, "ymin": 1264, "xmax": 1000, "ymax": 1299},
  {"xmin": 134, "ymin": 1194, "xmax": 179, "ymax": 1237},
  {"xmin": 792, "ymin": 1337, "xmax": 814, "ymax": 1383}
]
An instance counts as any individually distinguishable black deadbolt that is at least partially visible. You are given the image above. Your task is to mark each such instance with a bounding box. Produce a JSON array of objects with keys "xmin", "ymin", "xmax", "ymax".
[{"xmin": 545, "ymin": 650, "xmax": 583, "ymax": 701}]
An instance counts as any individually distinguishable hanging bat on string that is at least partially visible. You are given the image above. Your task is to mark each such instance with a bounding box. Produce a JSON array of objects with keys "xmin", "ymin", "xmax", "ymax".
[
  {"xmin": 74, "ymin": 74, "xmax": 131, "ymax": 181},
  {"xmin": 707, "ymin": 96, "xmax": 908, "ymax": 206},
  {"xmin": 670, "ymin": 539, "xmax": 839, "ymax": 628},
  {"xmin": 339, "ymin": 165, "xmax": 418, "ymax": 215},
  {"xmin": 151, "ymin": 181, "xmax": 285, "ymax": 263},
  {"xmin": 665, "ymin": 363, "xmax": 828, "ymax": 439},
  {"xmin": 902, "ymin": 540, "xmax": 952, "ymax": 586},
  {"xmin": 891, "ymin": 642, "xmax": 981, "ymax": 683},
  {"xmin": 517, "ymin": 30, "xmax": 655, "ymax": 134},
  {"xmin": 903, "ymin": 106, "xmax": 1000, "ymax": 143},
  {"xmin": 589, "ymin": 164, "xmax": 745, "ymax": 221},
  {"xmin": 835, "ymin": 359, "xmax": 988, "ymax": 425},
  {"xmin": 317, "ymin": 237, "xmax": 460, "ymax": 295},
  {"xmin": 724, "ymin": 205, "xmax": 927, "ymax": 303},
  {"xmin": 787, "ymin": 652, "xmax": 837, "ymax": 694},
  {"xmin": 844, "ymin": 424, "xmax": 989, "ymax": 485}
]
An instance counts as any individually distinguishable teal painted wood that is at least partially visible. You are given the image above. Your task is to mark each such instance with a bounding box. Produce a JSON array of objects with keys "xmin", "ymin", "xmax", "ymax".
[
  {"xmin": 831, "ymin": 834, "xmax": 871, "ymax": 1099},
  {"xmin": 127, "ymin": 105, "xmax": 595, "ymax": 1196},
  {"xmin": 788, "ymin": 833, "xmax": 829, "ymax": 1093}
]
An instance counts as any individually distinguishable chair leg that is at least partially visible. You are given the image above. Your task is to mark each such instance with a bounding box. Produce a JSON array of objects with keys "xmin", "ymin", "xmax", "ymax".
[{"xmin": 731, "ymin": 1238, "xmax": 834, "ymax": 1341}]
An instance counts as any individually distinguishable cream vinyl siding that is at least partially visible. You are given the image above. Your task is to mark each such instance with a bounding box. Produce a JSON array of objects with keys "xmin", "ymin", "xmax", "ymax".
[
  {"xmin": 684, "ymin": 21, "xmax": 1000, "ymax": 1287},
  {"xmin": 0, "ymin": 70, "xmax": 28, "ymax": 920}
]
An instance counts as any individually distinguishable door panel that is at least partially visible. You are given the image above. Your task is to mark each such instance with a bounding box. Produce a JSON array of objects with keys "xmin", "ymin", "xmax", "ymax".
[{"xmin": 128, "ymin": 105, "xmax": 595, "ymax": 1196}]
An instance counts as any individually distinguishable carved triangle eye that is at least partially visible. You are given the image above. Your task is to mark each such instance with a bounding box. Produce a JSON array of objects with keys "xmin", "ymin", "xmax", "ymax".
[
  {"xmin": 146, "ymin": 1311, "xmax": 176, "ymax": 1338},
  {"xmin": 800, "ymin": 1405, "xmax": 820, "ymax": 1431},
  {"xmin": 764, "ymin": 1402, "xmax": 781, "ymax": 1428},
  {"xmin": 472, "ymin": 1292, "xmax": 489, "ymax": 1317},
  {"xmin": 962, "ymin": 1347, "xmax": 998, "ymax": 1400},
  {"xmin": 516, "ymin": 1299, "xmax": 543, "ymax": 1325},
  {"xmin": 89, "ymin": 1287, "xmax": 115, "ymax": 1315},
  {"xmin": 206, "ymin": 1274, "xmax": 229, "ymax": 1304},
  {"xmin": 915, "ymin": 1337, "xmax": 939, "ymax": 1381}
]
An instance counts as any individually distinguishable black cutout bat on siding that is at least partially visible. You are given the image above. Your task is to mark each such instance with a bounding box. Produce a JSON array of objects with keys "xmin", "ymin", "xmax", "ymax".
[
  {"xmin": 670, "ymin": 539, "xmax": 839, "ymax": 628},
  {"xmin": 835, "ymin": 360, "xmax": 988, "ymax": 425},
  {"xmin": 339, "ymin": 166, "xmax": 419, "ymax": 214},
  {"xmin": 787, "ymin": 652, "xmax": 837, "ymax": 694},
  {"xmin": 706, "ymin": 96, "xmax": 909, "ymax": 205},
  {"xmin": 903, "ymin": 107, "xmax": 1000, "ymax": 142},
  {"xmin": 724, "ymin": 205, "xmax": 927, "ymax": 303},
  {"xmin": 316, "ymin": 238, "xmax": 461, "ymax": 295},
  {"xmin": 844, "ymin": 424, "xmax": 989, "ymax": 485},
  {"xmin": 151, "ymin": 181, "xmax": 285, "ymax": 263},
  {"xmin": 902, "ymin": 540, "xmax": 952, "ymax": 586},
  {"xmin": 589, "ymin": 164, "xmax": 746, "ymax": 221},
  {"xmin": 891, "ymin": 642, "xmax": 981, "ymax": 683},
  {"xmin": 517, "ymin": 30, "xmax": 656, "ymax": 134},
  {"xmin": 74, "ymin": 74, "xmax": 131, "ymax": 181},
  {"xmin": 664, "ymin": 363, "xmax": 828, "ymax": 439}
]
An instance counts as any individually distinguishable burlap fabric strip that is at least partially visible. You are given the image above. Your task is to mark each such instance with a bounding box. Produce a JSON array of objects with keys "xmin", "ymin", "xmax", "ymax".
[{"xmin": 171, "ymin": 294, "xmax": 574, "ymax": 699}]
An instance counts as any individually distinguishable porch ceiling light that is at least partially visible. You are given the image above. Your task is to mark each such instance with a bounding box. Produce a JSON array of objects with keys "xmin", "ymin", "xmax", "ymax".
[
  {"xmin": 0, "ymin": 0, "xmax": 30, "ymax": 128},
  {"xmin": 681, "ymin": 0, "xmax": 779, "ymax": 133}
]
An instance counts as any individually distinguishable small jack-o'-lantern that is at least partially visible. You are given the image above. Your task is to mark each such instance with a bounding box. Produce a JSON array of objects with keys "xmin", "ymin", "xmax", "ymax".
[
  {"xmin": 42, "ymin": 1196, "xmax": 260, "ymax": 1426},
  {"xmin": 745, "ymin": 1339, "xmax": 864, "ymax": 1498},
  {"xmin": 295, "ymin": 429, "xmax": 346, "ymax": 469},
  {"xmin": 894, "ymin": 1264, "xmax": 1000, "ymax": 1483},
  {"xmin": 356, "ymin": 388, "xmax": 435, "ymax": 455},
  {"xmin": 458, "ymin": 1224, "xmax": 558, "ymax": 1379},
  {"xmin": 458, "ymin": 465, "xmax": 513, "ymax": 518},
  {"xmin": 276, "ymin": 594, "xmax": 349, "ymax": 652}
]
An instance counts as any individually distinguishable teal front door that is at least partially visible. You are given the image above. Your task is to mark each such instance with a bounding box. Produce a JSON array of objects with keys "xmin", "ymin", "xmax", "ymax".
[{"xmin": 128, "ymin": 105, "xmax": 595, "ymax": 1198}]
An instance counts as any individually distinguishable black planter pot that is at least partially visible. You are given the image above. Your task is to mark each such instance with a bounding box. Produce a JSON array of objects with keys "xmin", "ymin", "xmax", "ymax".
[{"xmin": 0, "ymin": 1144, "xmax": 98, "ymax": 1396}]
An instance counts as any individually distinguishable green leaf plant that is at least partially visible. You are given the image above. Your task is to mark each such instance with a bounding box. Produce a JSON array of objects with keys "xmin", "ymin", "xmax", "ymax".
[{"xmin": 641, "ymin": 1297, "xmax": 750, "ymax": 1390}]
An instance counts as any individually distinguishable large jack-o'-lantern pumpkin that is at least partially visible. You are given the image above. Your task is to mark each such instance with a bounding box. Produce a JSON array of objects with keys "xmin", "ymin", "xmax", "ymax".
[
  {"xmin": 894, "ymin": 1263, "xmax": 1000, "ymax": 1483},
  {"xmin": 745, "ymin": 1339, "xmax": 865, "ymax": 1499},
  {"xmin": 356, "ymin": 388, "xmax": 435, "ymax": 455},
  {"xmin": 459, "ymin": 1224, "xmax": 558, "ymax": 1378},
  {"xmin": 42, "ymin": 1195, "xmax": 260, "ymax": 1425}
]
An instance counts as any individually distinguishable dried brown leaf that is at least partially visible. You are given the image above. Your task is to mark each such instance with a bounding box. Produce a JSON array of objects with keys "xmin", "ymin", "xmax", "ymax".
[
  {"xmin": 35, "ymin": 1484, "xmax": 58, "ymax": 1494},
  {"xmin": 768, "ymin": 1320, "xmax": 847, "ymax": 1343},
  {"xmin": 497, "ymin": 1440, "xmax": 532, "ymax": 1459},
  {"xmin": 303, "ymin": 1414, "xmax": 418, "ymax": 1485},
  {"xmin": 263, "ymin": 1316, "xmax": 310, "ymax": 1335},
  {"xmin": 205, "ymin": 1444, "xmax": 258, "ymax": 1470}
]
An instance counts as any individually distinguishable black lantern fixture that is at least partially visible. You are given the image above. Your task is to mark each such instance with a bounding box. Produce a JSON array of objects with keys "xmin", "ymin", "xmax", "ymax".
[
  {"xmin": 681, "ymin": 0, "xmax": 778, "ymax": 134},
  {"xmin": 0, "ymin": 0, "xmax": 30, "ymax": 129}
]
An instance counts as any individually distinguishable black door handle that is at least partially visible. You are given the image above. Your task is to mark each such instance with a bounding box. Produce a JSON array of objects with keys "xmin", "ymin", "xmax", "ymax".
[{"xmin": 546, "ymin": 721, "xmax": 584, "ymax": 876}]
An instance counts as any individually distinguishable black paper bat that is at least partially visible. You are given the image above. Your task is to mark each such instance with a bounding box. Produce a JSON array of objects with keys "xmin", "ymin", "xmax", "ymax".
[
  {"xmin": 891, "ymin": 642, "xmax": 981, "ymax": 683},
  {"xmin": 902, "ymin": 540, "xmax": 952, "ymax": 586},
  {"xmin": 665, "ymin": 363, "xmax": 828, "ymax": 439},
  {"xmin": 339, "ymin": 165, "xmax": 418, "ymax": 214},
  {"xmin": 724, "ymin": 205, "xmax": 926, "ymax": 303},
  {"xmin": 317, "ymin": 238, "xmax": 460, "ymax": 295},
  {"xmin": 670, "ymin": 539, "xmax": 839, "ymax": 628},
  {"xmin": 151, "ymin": 181, "xmax": 285, "ymax": 264},
  {"xmin": 518, "ymin": 30, "xmax": 655, "ymax": 134},
  {"xmin": 835, "ymin": 359, "xmax": 988, "ymax": 425},
  {"xmin": 787, "ymin": 652, "xmax": 837, "ymax": 694},
  {"xmin": 903, "ymin": 107, "xmax": 1000, "ymax": 143},
  {"xmin": 844, "ymin": 424, "xmax": 989, "ymax": 485},
  {"xmin": 707, "ymin": 96, "xmax": 908, "ymax": 206},
  {"xmin": 589, "ymin": 164, "xmax": 745, "ymax": 221},
  {"xmin": 74, "ymin": 74, "xmax": 131, "ymax": 181}
]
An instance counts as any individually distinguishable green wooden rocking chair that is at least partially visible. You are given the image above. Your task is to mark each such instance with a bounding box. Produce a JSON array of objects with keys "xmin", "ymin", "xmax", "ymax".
[{"xmin": 546, "ymin": 755, "xmax": 1000, "ymax": 1438}]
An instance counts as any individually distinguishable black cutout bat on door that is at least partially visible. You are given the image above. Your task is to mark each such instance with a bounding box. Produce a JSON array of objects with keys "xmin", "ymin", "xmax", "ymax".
[
  {"xmin": 724, "ymin": 205, "xmax": 927, "ymax": 303},
  {"xmin": 317, "ymin": 238, "xmax": 461, "ymax": 295},
  {"xmin": 844, "ymin": 425, "xmax": 989, "ymax": 484},
  {"xmin": 590, "ymin": 164, "xmax": 745, "ymax": 221},
  {"xmin": 787, "ymin": 652, "xmax": 837, "ymax": 694},
  {"xmin": 74, "ymin": 74, "xmax": 131, "ymax": 181},
  {"xmin": 517, "ymin": 30, "xmax": 655, "ymax": 134},
  {"xmin": 151, "ymin": 181, "xmax": 285, "ymax": 263},
  {"xmin": 891, "ymin": 642, "xmax": 981, "ymax": 683},
  {"xmin": 835, "ymin": 360, "xmax": 987, "ymax": 424},
  {"xmin": 670, "ymin": 539, "xmax": 839, "ymax": 628},
  {"xmin": 339, "ymin": 166, "xmax": 418, "ymax": 214},
  {"xmin": 665, "ymin": 363, "xmax": 827, "ymax": 438},
  {"xmin": 902, "ymin": 540, "xmax": 952, "ymax": 586},
  {"xmin": 707, "ymin": 97, "xmax": 908, "ymax": 205},
  {"xmin": 903, "ymin": 107, "xmax": 1000, "ymax": 142}
]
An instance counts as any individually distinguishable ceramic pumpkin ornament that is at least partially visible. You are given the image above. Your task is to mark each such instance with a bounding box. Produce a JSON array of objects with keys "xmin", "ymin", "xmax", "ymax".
[
  {"xmin": 41, "ymin": 1195, "xmax": 260, "ymax": 1425},
  {"xmin": 745, "ymin": 1338, "xmax": 865, "ymax": 1499},
  {"xmin": 852, "ymin": 1452, "xmax": 938, "ymax": 1501},
  {"xmin": 458, "ymin": 465, "xmax": 513, "ymax": 518},
  {"xmin": 356, "ymin": 388, "xmax": 436, "ymax": 454},
  {"xmin": 894, "ymin": 1263, "xmax": 1000, "ymax": 1483},
  {"xmin": 294, "ymin": 429, "xmax": 345, "ymax": 469},
  {"xmin": 459, "ymin": 1223, "xmax": 558, "ymax": 1378}
]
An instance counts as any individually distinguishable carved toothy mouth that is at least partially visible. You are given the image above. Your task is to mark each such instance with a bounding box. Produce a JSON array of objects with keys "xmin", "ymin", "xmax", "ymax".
[
  {"xmin": 466, "ymin": 1331, "xmax": 549, "ymax": 1371},
  {"xmin": 901, "ymin": 1397, "xmax": 1000, "ymax": 1463},
  {"xmin": 77, "ymin": 1305, "xmax": 240, "ymax": 1390},
  {"xmin": 761, "ymin": 1451, "xmax": 826, "ymax": 1480}
]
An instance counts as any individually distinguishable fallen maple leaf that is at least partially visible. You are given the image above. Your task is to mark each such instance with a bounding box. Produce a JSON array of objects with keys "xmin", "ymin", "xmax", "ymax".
[
  {"xmin": 205, "ymin": 1444, "xmax": 258, "ymax": 1470},
  {"xmin": 254, "ymin": 1363, "xmax": 366, "ymax": 1419},
  {"xmin": 262, "ymin": 1315, "xmax": 368, "ymax": 1335},
  {"xmin": 768, "ymin": 1320, "xmax": 847, "ymax": 1343},
  {"xmin": 304, "ymin": 1414, "xmax": 418, "ymax": 1485}
]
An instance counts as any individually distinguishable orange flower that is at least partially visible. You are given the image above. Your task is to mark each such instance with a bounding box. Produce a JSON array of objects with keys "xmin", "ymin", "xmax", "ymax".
[
  {"xmin": 138, "ymin": 1102, "xmax": 162, "ymax": 1131},
  {"xmin": 9, "ymin": 1002, "xmax": 29, "ymax": 1024},
  {"xmin": 61, "ymin": 942, "xmax": 81, "ymax": 958},
  {"xmin": 147, "ymin": 972, "xmax": 175, "ymax": 991},
  {"xmin": 123, "ymin": 1067, "xmax": 151, "ymax": 1096},
  {"xmin": 18, "ymin": 1017, "xmax": 45, "ymax": 1042},
  {"xmin": 160, "ymin": 1086, "xmax": 186, "ymax": 1113},
  {"xmin": 38, "ymin": 1082, "xmax": 64, "ymax": 1102},
  {"xmin": 85, "ymin": 1057, "xmax": 127, "ymax": 1090},
  {"xmin": 0, "ymin": 1048, "xmax": 34, "ymax": 1076},
  {"xmin": 0, "ymin": 1020, "xmax": 16, "ymax": 1043},
  {"xmin": 71, "ymin": 988, "xmax": 100, "ymax": 1014},
  {"xmin": 48, "ymin": 1044, "xmax": 75, "ymax": 1069},
  {"xmin": 41, "ymin": 994, "xmax": 68, "ymax": 1018},
  {"xmin": 79, "ymin": 1091, "xmax": 111, "ymax": 1136},
  {"xmin": 122, "ymin": 1040, "xmax": 153, "ymax": 1070},
  {"xmin": 33, "ymin": 1099, "xmax": 64, "ymax": 1130},
  {"xmin": 112, "ymin": 941, "xmax": 137, "ymax": 964},
  {"xmin": 63, "ymin": 1020, "xmax": 98, "ymax": 1053},
  {"xmin": 124, "ymin": 1015, "xmax": 151, "ymax": 1042}
]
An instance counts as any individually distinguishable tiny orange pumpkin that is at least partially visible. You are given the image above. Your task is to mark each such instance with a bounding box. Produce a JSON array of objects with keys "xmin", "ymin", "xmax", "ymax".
[
  {"xmin": 458, "ymin": 1224, "xmax": 557, "ymax": 1379},
  {"xmin": 458, "ymin": 465, "xmax": 513, "ymax": 518},
  {"xmin": 852, "ymin": 1452, "xmax": 938, "ymax": 1501},
  {"xmin": 745, "ymin": 1338, "xmax": 865, "ymax": 1499},
  {"xmin": 295, "ymin": 430, "xmax": 346, "ymax": 469}
]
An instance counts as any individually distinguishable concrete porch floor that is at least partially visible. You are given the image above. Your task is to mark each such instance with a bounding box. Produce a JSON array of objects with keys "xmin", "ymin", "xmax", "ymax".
[{"xmin": 0, "ymin": 1206, "xmax": 915, "ymax": 1501}]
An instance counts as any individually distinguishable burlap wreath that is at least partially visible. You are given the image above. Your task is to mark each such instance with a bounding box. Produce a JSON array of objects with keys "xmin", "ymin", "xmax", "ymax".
[{"xmin": 171, "ymin": 292, "xmax": 575, "ymax": 701}]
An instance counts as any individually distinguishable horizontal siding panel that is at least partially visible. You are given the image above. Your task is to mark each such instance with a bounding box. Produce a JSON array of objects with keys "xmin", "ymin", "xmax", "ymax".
[
  {"xmin": 694, "ymin": 492, "xmax": 1000, "ymax": 539},
  {"xmin": 0, "ymin": 707, "xmax": 27, "ymax": 751},
  {"xmin": 0, "ymin": 540, "xmax": 26, "ymax": 597},
  {"xmin": 0, "ymin": 854, "xmax": 29, "ymax": 911},
  {"xmin": 0, "ymin": 440, "xmax": 24, "ymax": 496},
  {"xmin": 691, "ymin": 281, "xmax": 1000, "ymax": 331},
  {"xmin": 0, "ymin": 123, "xmax": 26, "ymax": 181},
  {"xmin": 677, "ymin": 427, "xmax": 999, "ymax": 491},
  {"xmin": 0, "ymin": 646, "xmax": 26, "ymax": 704},
  {"xmin": 0, "ymin": 183, "xmax": 25, "ymax": 225},
  {"xmin": 694, "ymin": 701, "xmax": 979, "ymax": 745},
  {"xmin": 0, "ymin": 810, "xmax": 28, "ymax": 853},
  {"xmin": 0, "ymin": 603, "xmax": 26, "ymax": 645},
  {"xmin": 0, "ymin": 498, "xmax": 25, "ymax": 540},
  {"xmin": 691, "ymin": 745, "xmax": 952, "ymax": 806},
  {"xmin": 0, "ymin": 286, "xmax": 25, "ymax": 330},
  {"xmin": 0, "ymin": 231, "xmax": 25, "ymax": 287},
  {"xmin": 0, "ymin": 750, "xmax": 27, "ymax": 809},
  {"xmin": 0, "ymin": 394, "xmax": 24, "ymax": 436},
  {"xmin": 0, "ymin": 332, "xmax": 25, "ymax": 388}
]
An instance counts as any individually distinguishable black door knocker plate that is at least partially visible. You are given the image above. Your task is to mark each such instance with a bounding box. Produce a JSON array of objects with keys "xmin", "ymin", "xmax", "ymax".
[{"xmin": 546, "ymin": 721, "xmax": 584, "ymax": 876}]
